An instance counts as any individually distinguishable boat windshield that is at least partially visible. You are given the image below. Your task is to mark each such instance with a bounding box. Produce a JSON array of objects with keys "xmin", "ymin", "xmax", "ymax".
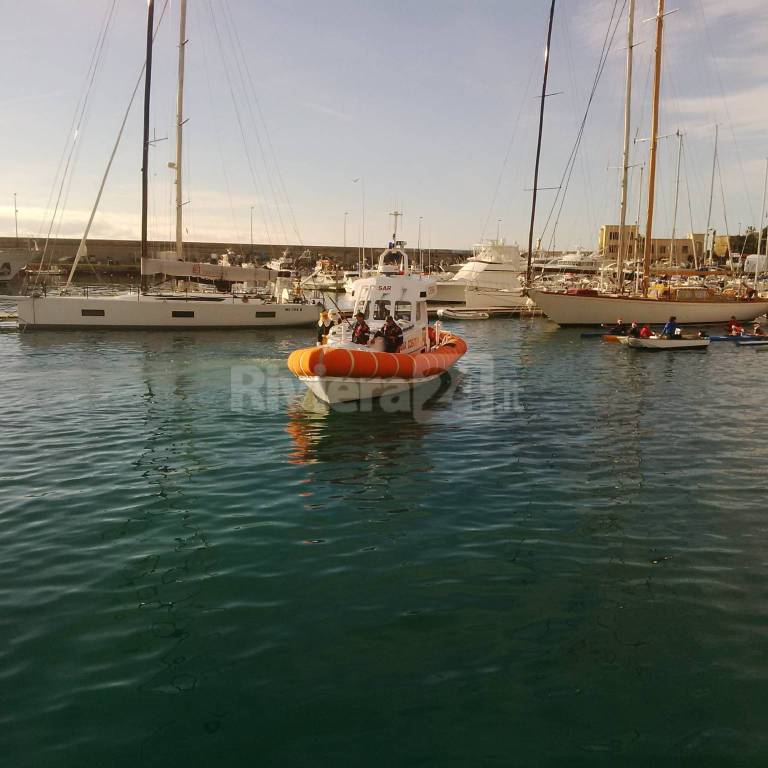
[
  {"xmin": 394, "ymin": 300, "xmax": 411, "ymax": 321},
  {"xmin": 373, "ymin": 299, "xmax": 391, "ymax": 320},
  {"xmin": 382, "ymin": 251, "xmax": 404, "ymax": 270}
]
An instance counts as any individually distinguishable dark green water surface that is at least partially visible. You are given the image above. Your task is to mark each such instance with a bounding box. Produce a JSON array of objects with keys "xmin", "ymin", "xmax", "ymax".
[{"xmin": 2, "ymin": 317, "xmax": 767, "ymax": 766}]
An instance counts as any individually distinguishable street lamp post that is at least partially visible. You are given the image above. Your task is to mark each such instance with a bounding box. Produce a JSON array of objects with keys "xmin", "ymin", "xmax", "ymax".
[
  {"xmin": 417, "ymin": 216, "xmax": 423, "ymax": 272},
  {"xmin": 353, "ymin": 178, "xmax": 364, "ymax": 269},
  {"xmin": 249, "ymin": 206, "xmax": 254, "ymax": 255},
  {"xmin": 343, "ymin": 211, "xmax": 349, "ymax": 252},
  {"xmin": 496, "ymin": 218, "xmax": 502, "ymax": 243}
]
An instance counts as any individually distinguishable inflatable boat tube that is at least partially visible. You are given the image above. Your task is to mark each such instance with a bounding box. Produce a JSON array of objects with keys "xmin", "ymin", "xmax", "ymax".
[{"xmin": 288, "ymin": 334, "xmax": 467, "ymax": 380}]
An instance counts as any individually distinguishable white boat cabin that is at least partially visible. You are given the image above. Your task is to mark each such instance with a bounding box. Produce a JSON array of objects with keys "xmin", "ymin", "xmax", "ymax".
[{"xmin": 326, "ymin": 242, "xmax": 437, "ymax": 353}]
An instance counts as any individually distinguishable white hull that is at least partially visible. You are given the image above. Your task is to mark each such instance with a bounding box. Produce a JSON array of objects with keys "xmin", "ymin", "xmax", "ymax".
[
  {"xmin": 431, "ymin": 257, "xmax": 526, "ymax": 305},
  {"xmin": 619, "ymin": 336, "xmax": 710, "ymax": 350},
  {"xmin": 529, "ymin": 289, "xmax": 768, "ymax": 326},
  {"xmin": 300, "ymin": 374, "xmax": 441, "ymax": 404},
  {"xmin": 437, "ymin": 309, "xmax": 489, "ymax": 320},
  {"xmin": 464, "ymin": 286, "xmax": 531, "ymax": 310},
  {"xmin": 16, "ymin": 293, "xmax": 319, "ymax": 329},
  {"xmin": 432, "ymin": 281, "xmax": 468, "ymax": 304}
]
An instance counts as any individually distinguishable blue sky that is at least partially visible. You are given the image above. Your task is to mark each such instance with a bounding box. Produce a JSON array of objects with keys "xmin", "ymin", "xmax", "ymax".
[{"xmin": 1, "ymin": 0, "xmax": 766, "ymax": 251}]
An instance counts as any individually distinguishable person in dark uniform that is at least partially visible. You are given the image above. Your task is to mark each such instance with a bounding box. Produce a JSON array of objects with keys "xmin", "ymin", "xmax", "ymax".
[
  {"xmin": 609, "ymin": 317, "xmax": 628, "ymax": 335},
  {"xmin": 627, "ymin": 321, "xmax": 640, "ymax": 338},
  {"xmin": 374, "ymin": 315, "xmax": 403, "ymax": 352},
  {"xmin": 351, "ymin": 312, "xmax": 370, "ymax": 344}
]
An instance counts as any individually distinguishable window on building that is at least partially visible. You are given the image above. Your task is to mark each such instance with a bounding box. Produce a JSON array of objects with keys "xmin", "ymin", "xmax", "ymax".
[
  {"xmin": 682, "ymin": 245, "xmax": 689, "ymax": 254},
  {"xmin": 609, "ymin": 231, "xmax": 619, "ymax": 240},
  {"xmin": 659, "ymin": 246, "xmax": 666, "ymax": 254}
]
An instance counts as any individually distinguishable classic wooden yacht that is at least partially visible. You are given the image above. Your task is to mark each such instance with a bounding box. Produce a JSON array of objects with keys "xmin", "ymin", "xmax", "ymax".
[
  {"xmin": 288, "ymin": 237, "xmax": 467, "ymax": 405},
  {"xmin": 527, "ymin": 0, "xmax": 768, "ymax": 326}
]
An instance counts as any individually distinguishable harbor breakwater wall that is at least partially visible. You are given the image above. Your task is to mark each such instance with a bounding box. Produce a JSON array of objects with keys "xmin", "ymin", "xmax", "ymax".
[{"xmin": 1, "ymin": 236, "xmax": 471, "ymax": 274}]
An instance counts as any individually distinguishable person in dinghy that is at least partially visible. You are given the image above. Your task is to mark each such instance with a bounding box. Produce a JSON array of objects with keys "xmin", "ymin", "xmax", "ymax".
[{"xmin": 661, "ymin": 316, "xmax": 680, "ymax": 339}]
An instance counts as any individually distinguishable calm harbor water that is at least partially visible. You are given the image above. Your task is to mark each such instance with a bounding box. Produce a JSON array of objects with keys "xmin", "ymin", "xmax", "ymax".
[{"xmin": 2, "ymin": 311, "xmax": 768, "ymax": 766}]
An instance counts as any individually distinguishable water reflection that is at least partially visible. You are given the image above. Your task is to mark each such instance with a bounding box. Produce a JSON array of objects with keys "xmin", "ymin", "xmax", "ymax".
[{"xmin": 284, "ymin": 392, "xmax": 433, "ymax": 466}]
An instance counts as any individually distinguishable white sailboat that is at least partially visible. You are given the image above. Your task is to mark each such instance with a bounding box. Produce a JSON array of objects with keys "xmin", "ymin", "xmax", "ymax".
[
  {"xmin": 527, "ymin": 0, "xmax": 768, "ymax": 326},
  {"xmin": 16, "ymin": 0, "xmax": 318, "ymax": 330}
]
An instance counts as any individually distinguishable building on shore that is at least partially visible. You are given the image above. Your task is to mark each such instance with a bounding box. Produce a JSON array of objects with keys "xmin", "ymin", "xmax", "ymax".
[{"xmin": 598, "ymin": 225, "xmax": 705, "ymax": 266}]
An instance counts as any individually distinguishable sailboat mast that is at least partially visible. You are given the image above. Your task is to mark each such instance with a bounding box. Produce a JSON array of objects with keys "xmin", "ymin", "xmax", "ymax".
[
  {"xmin": 757, "ymin": 158, "xmax": 768, "ymax": 260},
  {"xmin": 175, "ymin": 0, "xmax": 187, "ymax": 259},
  {"xmin": 705, "ymin": 125, "xmax": 718, "ymax": 266},
  {"xmin": 140, "ymin": 0, "xmax": 155, "ymax": 290},
  {"xmin": 634, "ymin": 163, "xmax": 645, "ymax": 293},
  {"xmin": 526, "ymin": 0, "xmax": 556, "ymax": 285},
  {"xmin": 616, "ymin": 0, "xmax": 635, "ymax": 292},
  {"xmin": 670, "ymin": 130, "xmax": 682, "ymax": 265},
  {"xmin": 641, "ymin": 0, "xmax": 665, "ymax": 296}
]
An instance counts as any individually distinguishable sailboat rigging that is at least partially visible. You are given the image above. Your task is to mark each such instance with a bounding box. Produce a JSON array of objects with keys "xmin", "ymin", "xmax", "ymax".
[
  {"xmin": 616, "ymin": 0, "xmax": 635, "ymax": 293},
  {"xmin": 526, "ymin": 0, "xmax": 556, "ymax": 286},
  {"xmin": 17, "ymin": 0, "xmax": 320, "ymax": 329},
  {"xmin": 528, "ymin": 0, "xmax": 768, "ymax": 326}
]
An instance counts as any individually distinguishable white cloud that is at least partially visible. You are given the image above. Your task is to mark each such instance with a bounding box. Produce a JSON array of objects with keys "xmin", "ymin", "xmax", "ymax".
[{"xmin": 669, "ymin": 83, "xmax": 768, "ymax": 141}]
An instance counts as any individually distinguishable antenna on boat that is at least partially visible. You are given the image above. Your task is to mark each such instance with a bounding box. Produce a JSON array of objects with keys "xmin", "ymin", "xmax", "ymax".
[
  {"xmin": 526, "ymin": 0, "xmax": 556, "ymax": 285},
  {"xmin": 140, "ymin": 0, "xmax": 155, "ymax": 292},
  {"xmin": 641, "ymin": 0, "xmax": 665, "ymax": 296},
  {"xmin": 616, "ymin": 0, "xmax": 635, "ymax": 293},
  {"xmin": 390, "ymin": 210, "xmax": 403, "ymax": 243}
]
